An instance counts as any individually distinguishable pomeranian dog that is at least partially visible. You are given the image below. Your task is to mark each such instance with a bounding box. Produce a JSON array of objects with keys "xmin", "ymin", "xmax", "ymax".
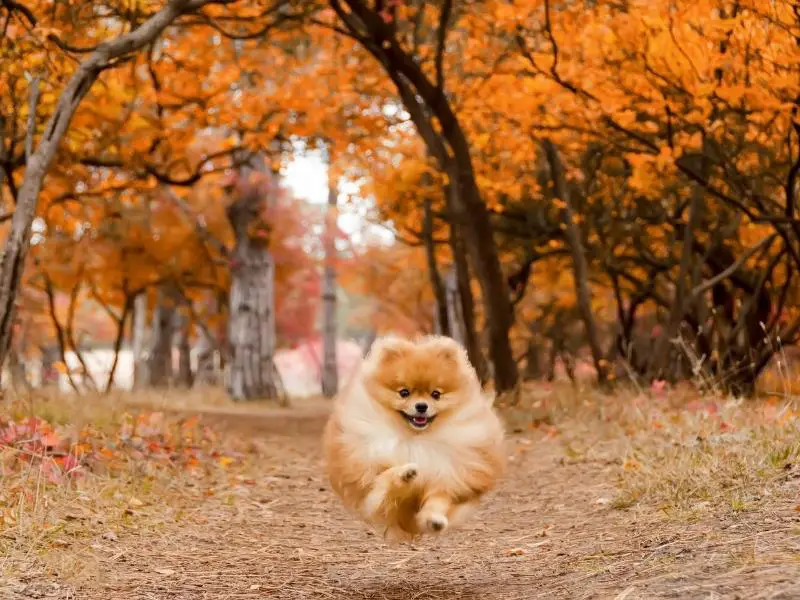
[{"xmin": 323, "ymin": 335, "xmax": 506, "ymax": 541}]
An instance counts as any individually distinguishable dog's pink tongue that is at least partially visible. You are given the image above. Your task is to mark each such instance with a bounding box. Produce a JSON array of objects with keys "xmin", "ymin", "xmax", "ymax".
[{"xmin": 413, "ymin": 416, "xmax": 428, "ymax": 425}]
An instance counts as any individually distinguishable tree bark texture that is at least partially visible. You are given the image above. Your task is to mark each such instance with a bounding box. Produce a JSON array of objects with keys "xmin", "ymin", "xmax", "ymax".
[
  {"xmin": 193, "ymin": 293, "xmax": 219, "ymax": 387},
  {"xmin": 321, "ymin": 175, "xmax": 339, "ymax": 398},
  {"xmin": 423, "ymin": 197, "xmax": 450, "ymax": 337},
  {"xmin": 174, "ymin": 311, "xmax": 193, "ymax": 388},
  {"xmin": 448, "ymin": 217, "xmax": 487, "ymax": 383},
  {"xmin": 148, "ymin": 286, "xmax": 176, "ymax": 388},
  {"xmin": 131, "ymin": 292, "xmax": 149, "ymax": 390},
  {"xmin": 225, "ymin": 173, "xmax": 281, "ymax": 401}
]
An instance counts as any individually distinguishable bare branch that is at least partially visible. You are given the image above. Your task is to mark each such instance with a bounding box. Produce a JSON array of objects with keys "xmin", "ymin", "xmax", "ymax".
[
  {"xmin": 161, "ymin": 186, "xmax": 231, "ymax": 258},
  {"xmin": 690, "ymin": 234, "xmax": 778, "ymax": 299},
  {"xmin": 0, "ymin": 0, "xmax": 36, "ymax": 27}
]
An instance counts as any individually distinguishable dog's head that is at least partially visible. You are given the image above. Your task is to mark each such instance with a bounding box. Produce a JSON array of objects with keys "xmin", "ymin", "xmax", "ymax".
[{"xmin": 362, "ymin": 335, "xmax": 480, "ymax": 432}]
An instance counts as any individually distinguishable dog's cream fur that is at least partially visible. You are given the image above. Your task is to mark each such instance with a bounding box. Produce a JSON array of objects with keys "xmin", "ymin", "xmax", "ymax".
[{"xmin": 323, "ymin": 335, "xmax": 506, "ymax": 540}]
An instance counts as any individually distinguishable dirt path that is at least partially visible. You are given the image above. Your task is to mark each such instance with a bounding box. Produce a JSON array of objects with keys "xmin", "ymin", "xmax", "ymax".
[{"xmin": 45, "ymin": 404, "xmax": 800, "ymax": 599}]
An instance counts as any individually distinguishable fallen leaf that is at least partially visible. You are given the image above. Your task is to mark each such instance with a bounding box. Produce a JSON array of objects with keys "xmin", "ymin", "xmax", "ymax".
[
  {"xmin": 128, "ymin": 497, "xmax": 145, "ymax": 508},
  {"xmin": 622, "ymin": 457, "xmax": 641, "ymax": 471},
  {"xmin": 504, "ymin": 547, "xmax": 526, "ymax": 556}
]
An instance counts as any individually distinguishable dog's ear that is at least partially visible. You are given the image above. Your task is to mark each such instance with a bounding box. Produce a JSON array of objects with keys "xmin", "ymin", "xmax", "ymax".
[
  {"xmin": 368, "ymin": 335, "xmax": 413, "ymax": 365},
  {"xmin": 422, "ymin": 335, "xmax": 465, "ymax": 366}
]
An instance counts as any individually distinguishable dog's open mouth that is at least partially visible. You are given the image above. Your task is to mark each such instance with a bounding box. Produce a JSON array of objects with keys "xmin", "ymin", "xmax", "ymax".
[{"xmin": 400, "ymin": 412, "xmax": 435, "ymax": 429}]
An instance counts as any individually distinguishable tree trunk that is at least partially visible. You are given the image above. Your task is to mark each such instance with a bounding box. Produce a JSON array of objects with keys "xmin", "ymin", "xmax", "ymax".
[
  {"xmin": 174, "ymin": 311, "xmax": 193, "ymax": 388},
  {"xmin": 328, "ymin": 2, "xmax": 519, "ymax": 392},
  {"xmin": 193, "ymin": 293, "xmax": 219, "ymax": 387},
  {"xmin": 225, "ymin": 167, "xmax": 281, "ymax": 401},
  {"xmin": 447, "ymin": 217, "xmax": 487, "ymax": 382},
  {"xmin": 40, "ymin": 345, "xmax": 60, "ymax": 388},
  {"xmin": 523, "ymin": 339, "xmax": 544, "ymax": 380},
  {"xmin": 423, "ymin": 198, "xmax": 450, "ymax": 336},
  {"xmin": 131, "ymin": 292, "xmax": 149, "ymax": 390},
  {"xmin": 7, "ymin": 348, "xmax": 29, "ymax": 394},
  {"xmin": 362, "ymin": 330, "xmax": 377, "ymax": 356},
  {"xmin": 449, "ymin": 166, "xmax": 518, "ymax": 391},
  {"xmin": 148, "ymin": 286, "xmax": 176, "ymax": 388},
  {"xmin": 650, "ymin": 186, "xmax": 703, "ymax": 379},
  {"xmin": 194, "ymin": 329, "xmax": 217, "ymax": 387},
  {"xmin": 543, "ymin": 140, "xmax": 609, "ymax": 386},
  {"xmin": 0, "ymin": 0, "xmax": 200, "ymax": 371},
  {"xmin": 42, "ymin": 274, "xmax": 80, "ymax": 393},
  {"xmin": 6, "ymin": 318, "xmax": 30, "ymax": 393},
  {"xmin": 104, "ymin": 297, "xmax": 131, "ymax": 393},
  {"xmin": 321, "ymin": 173, "xmax": 339, "ymax": 398},
  {"xmin": 444, "ymin": 269, "xmax": 465, "ymax": 345}
]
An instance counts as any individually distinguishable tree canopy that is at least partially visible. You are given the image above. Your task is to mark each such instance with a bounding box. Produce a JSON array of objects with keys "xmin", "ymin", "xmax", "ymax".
[{"xmin": 1, "ymin": 0, "xmax": 798, "ymax": 397}]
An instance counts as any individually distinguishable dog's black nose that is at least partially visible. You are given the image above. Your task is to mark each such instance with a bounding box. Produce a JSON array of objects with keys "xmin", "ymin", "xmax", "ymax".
[{"xmin": 415, "ymin": 402, "xmax": 428, "ymax": 413}]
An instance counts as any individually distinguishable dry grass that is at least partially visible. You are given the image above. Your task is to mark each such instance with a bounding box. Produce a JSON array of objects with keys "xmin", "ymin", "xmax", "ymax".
[
  {"xmin": 503, "ymin": 382, "xmax": 800, "ymax": 515},
  {"xmin": 3, "ymin": 384, "xmax": 800, "ymax": 599},
  {"xmin": 0, "ymin": 388, "xmax": 286, "ymax": 584}
]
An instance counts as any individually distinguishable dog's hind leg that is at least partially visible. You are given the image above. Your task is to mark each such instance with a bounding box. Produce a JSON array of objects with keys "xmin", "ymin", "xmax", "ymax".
[{"xmin": 361, "ymin": 463, "xmax": 418, "ymax": 520}]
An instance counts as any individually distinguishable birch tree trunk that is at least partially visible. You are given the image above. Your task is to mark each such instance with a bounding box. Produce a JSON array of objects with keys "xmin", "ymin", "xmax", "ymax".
[
  {"xmin": 225, "ymin": 168, "xmax": 281, "ymax": 401},
  {"xmin": 444, "ymin": 269, "xmax": 465, "ymax": 346},
  {"xmin": 448, "ymin": 217, "xmax": 487, "ymax": 382},
  {"xmin": 321, "ymin": 174, "xmax": 339, "ymax": 398},
  {"xmin": 193, "ymin": 293, "xmax": 219, "ymax": 387},
  {"xmin": 131, "ymin": 292, "xmax": 149, "ymax": 390}
]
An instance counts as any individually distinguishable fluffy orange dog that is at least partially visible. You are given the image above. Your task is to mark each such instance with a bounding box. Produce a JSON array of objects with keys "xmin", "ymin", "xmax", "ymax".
[{"xmin": 323, "ymin": 335, "xmax": 505, "ymax": 541}]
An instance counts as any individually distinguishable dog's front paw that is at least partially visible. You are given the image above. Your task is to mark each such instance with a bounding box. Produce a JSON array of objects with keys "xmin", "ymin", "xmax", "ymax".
[{"xmin": 398, "ymin": 463, "xmax": 418, "ymax": 483}]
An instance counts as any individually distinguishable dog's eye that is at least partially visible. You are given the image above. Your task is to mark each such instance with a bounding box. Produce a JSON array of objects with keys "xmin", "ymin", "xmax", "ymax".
[
  {"xmin": 398, "ymin": 388, "xmax": 410, "ymax": 398},
  {"xmin": 431, "ymin": 390, "xmax": 441, "ymax": 400}
]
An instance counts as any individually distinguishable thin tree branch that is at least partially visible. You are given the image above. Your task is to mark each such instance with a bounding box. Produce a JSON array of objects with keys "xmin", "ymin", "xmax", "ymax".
[
  {"xmin": 690, "ymin": 234, "xmax": 777, "ymax": 299},
  {"xmin": 162, "ymin": 186, "xmax": 231, "ymax": 258},
  {"xmin": 434, "ymin": 0, "xmax": 453, "ymax": 92}
]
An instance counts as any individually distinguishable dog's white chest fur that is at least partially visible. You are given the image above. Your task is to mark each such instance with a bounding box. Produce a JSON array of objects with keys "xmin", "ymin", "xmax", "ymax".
[{"xmin": 353, "ymin": 408, "xmax": 492, "ymax": 488}]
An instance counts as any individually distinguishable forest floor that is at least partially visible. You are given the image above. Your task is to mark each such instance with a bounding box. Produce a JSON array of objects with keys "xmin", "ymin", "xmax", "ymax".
[{"xmin": 2, "ymin": 386, "xmax": 800, "ymax": 599}]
